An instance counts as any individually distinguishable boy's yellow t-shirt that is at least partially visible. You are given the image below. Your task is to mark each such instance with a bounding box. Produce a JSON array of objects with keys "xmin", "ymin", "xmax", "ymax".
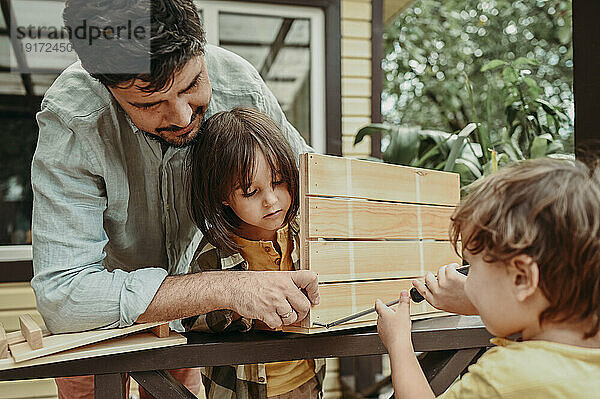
[
  {"xmin": 233, "ymin": 225, "xmax": 316, "ymax": 397},
  {"xmin": 438, "ymin": 337, "xmax": 600, "ymax": 399}
]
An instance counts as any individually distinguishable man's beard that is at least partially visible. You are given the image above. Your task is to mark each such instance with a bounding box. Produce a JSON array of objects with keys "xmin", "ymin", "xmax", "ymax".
[
  {"xmin": 142, "ymin": 128, "xmax": 200, "ymax": 148},
  {"xmin": 143, "ymin": 108, "xmax": 204, "ymax": 148}
]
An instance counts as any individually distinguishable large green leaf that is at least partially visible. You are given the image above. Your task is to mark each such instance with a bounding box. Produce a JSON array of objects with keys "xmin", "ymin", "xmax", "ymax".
[
  {"xmin": 382, "ymin": 126, "xmax": 420, "ymax": 165},
  {"xmin": 481, "ymin": 59, "xmax": 507, "ymax": 72},
  {"xmin": 530, "ymin": 136, "xmax": 549, "ymax": 158},
  {"xmin": 444, "ymin": 123, "xmax": 478, "ymax": 172},
  {"xmin": 514, "ymin": 57, "xmax": 540, "ymax": 66},
  {"xmin": 354, "ymin": 124, "xmax": 391, "ymax": 145}
]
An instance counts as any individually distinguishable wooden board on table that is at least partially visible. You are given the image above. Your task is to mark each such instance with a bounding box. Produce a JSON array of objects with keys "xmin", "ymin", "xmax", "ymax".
[
  {"xmin": 302, "ymin": 153, "xmax": 460, "ymax": 206},
  {"xmin": 309, "ymin": 240, "xmax": 461, "ymax": 283},
  {"xmin": 283, "ymin": 312, "xmax": 450, "ymax": 334},
  {"xmin": 0, "ymin": 331, "xmax": 186, "ymax": 371},
  {"xmin": 310, "ymin": 279, "xmax": 440, "ymax": 326},
  {"xmin": 8, "ymin": 321, "xmax": 165, "ymax": 363},
  {"xmin": 0, "ymin": 323, "xmax": 7, "ymax": 359},
  {"xmin": 306, "ymin": 197, "xmax": 454, "ymax": 240}
]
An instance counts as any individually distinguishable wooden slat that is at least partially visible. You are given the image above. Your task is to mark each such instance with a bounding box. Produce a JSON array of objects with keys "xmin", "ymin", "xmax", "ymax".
[
  {"xmin": 310, "ymin": 241, "xmax": 461, "ymax": 283},
  {"xmin": 311, "ymin": 279, "xmax": 439, "ymax": 326},
  {"xmin": 284, "ymin": 311, "xmax": 448, "ymax": 334},
  {"xmin": 298, "ymin": 154, "xmax": 311, "ymax": 328},
  {"xmin": 0, "ymin": 283, "xmax": 36, "ymax": 311},
  {"xmin": 0, "ymin": 378, "xmax": 58, "ymax": 399},
  {"xmin": 151, "ymin": 323, "xmax": 170, "ymax": 338},
  {"xmin": 0, "ymin": 310, "xmax": 43, "ymax": 333},
  {"xmin": 342, "ymin": 58, "xmax": 371, "ymax": 78},
  {"xmin": 342, "ymin": 97, "xmax": 371, "ymax": 116},
  {"xmin": 342, "ymin": 77, "xmax": 371, "ymax": 97},
  {"xmin": 343, "ymin": 135, "xmax": 371, "ymax": 156},
  {"xmin": 0, "ymin": 324, "xmax": 7, "ymax": 360},
  {"xmin": 342, "ymin": 38, "xmax": 372, "ymax": 59},
  {"xmin": 342, "ymin": 20, "xmax": 372, "ymax": 39},
  {"xmin": 342, "ymin": 0, "xmax": 372, "ymax": 21},
  {"xmin": 0, "ymin": 332, "xmax": 186, "ymax": 371},
  {"xmin": 305, "ymin": 154, "xmax": 460, "ymax": 205},
  {"xmin": 18, "ymin": 315, "xmax": 42, "ymax": 351},
  {"xmin": 8, "ymin": 322, "xmax": 164, "ymax": 363},
  {"xmin": 307, "ymin": 197, "xmax": 454, "ymax": 240}
]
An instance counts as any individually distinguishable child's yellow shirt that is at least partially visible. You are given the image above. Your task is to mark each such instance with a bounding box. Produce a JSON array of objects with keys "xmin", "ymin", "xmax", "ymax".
[
  {"xmin": 438, "ymin": 337, "xmax": 600, "ymax": 398},
  {"xmin": 233, "ymin": 225, "xmax": 316, "ymax": 397}
]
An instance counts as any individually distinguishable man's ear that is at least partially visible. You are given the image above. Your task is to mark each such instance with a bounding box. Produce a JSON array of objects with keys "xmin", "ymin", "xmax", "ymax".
[
  {"xmin": 509, "ymin": 254, "xmax": 539, "ymax": 302},
  {"xmin": 222, "ymin": 200, "xmax": 230, "ymax": 207}
]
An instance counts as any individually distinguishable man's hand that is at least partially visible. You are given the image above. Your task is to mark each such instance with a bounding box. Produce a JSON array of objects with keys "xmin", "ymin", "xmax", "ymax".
[
  {"xmin": 375, "ymin": 290, "xmax": 413, "ymax": 353},
  {"xmin": 227, "ymin": 270, "xmax": 320, "ymax": 329},
  {"xmin": 411, "ymin": 263, "xmax": 478, "ymax": 315}
]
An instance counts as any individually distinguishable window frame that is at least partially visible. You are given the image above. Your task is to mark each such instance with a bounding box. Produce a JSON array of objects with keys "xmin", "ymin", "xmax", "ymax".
[{"xmin": 196, "ymin": 0, "xmax": 328, "ymax": 153}]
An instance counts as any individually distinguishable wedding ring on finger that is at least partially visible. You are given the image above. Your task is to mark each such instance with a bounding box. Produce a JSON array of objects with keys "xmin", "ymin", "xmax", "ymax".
[{"xmin": 279, "ymin": 309, "xmax": 294, "ymax": 319}]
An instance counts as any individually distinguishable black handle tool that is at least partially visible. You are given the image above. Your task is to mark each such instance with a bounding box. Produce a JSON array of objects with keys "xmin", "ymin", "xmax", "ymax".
[{"xmin": 409, "ymin": 265, "xmax": 470, "ymax": 303}]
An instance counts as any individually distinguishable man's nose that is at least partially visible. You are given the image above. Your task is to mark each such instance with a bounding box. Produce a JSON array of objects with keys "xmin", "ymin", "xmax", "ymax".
[{"xmin": 169, "ymin": 99, "xmax": 193, "ymax": 128}]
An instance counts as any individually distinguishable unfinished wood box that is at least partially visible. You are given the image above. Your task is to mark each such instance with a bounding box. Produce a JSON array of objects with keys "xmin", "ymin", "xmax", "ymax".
[{"xmin": 283, "ymin": 153, "xmax": 461, "ymax": 334}]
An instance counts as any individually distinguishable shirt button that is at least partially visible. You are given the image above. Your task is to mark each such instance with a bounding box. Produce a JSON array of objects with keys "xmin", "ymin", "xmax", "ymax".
[{"xmin": 258, "ymin": 377, "xmax": 265, "ymax": 383}]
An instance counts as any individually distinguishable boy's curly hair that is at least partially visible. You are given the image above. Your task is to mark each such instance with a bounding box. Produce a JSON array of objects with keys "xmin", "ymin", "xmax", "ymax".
[{"xmin": 450, "ymin": 158, "xmax": 600, "ymax": 338}]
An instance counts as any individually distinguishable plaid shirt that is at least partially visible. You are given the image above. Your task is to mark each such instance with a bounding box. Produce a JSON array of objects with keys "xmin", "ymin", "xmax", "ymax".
[{"xmin": 183, "ymin": 218, "xmax": 326, "ymax": 398}]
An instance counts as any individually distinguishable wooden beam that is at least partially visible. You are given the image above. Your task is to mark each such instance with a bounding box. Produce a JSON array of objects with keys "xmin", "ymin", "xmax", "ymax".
[
  {"xmin": 307, "ymin": 197, "xmax": 454, "ymax": 240},
  {"xmin": 0, "ymin": 323, "xmax": 7, "ymax": 359},
  {"xmin": 19, "ymin": 314, "xmax": 43, "ymax": 350},
  {"xmin": 309, "ymin": 240, "xmax": 460, "ymax": 283},
  {"xmin": 304, "ymin": 153, "xmax": 460, "ymax": 205},
  {"xmin": 151, "ymin": 323, "xmax": 170, "ymax": 339}
]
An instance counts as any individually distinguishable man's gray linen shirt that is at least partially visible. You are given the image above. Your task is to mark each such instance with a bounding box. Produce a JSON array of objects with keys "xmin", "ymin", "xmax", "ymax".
[{"xmin": 31, "ymin": 44, "xmax": 311, "ymax": 333}]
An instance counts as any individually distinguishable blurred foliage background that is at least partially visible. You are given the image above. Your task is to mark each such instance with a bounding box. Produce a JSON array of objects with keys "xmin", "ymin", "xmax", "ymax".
[{"xmin": 357, "ymin": 0, "xmax": 574, "ymax": 186}]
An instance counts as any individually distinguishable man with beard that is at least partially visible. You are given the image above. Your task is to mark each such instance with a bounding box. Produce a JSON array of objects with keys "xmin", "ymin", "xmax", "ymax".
[{"xmin": 31, "ymin": 0, "xmax": 319, "ymax": 396}]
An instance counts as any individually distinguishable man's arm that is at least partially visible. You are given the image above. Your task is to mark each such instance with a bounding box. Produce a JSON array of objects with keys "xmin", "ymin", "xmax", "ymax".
[{"xmin": 137, "ymin": 270, "xmax": 319, "ymax": 329}]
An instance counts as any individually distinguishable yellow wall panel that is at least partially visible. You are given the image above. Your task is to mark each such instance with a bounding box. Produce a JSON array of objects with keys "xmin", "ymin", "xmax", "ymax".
[
  {"xmin": 0, "ymin": 309, "xmax": 44, "ymax": 332},
  {"xmin": 0, "ymin": 379, "xmax": 57, "ymax": 399},
  {"xmin": 342, "ymin": 0, "xmax": 372, "ymax": 21},
  {"xmin": 342, "ymin": 20, "xmax": 371, "ymax": 39},
  {"xmin": 0, "ymin": 283, "xmax": 36, "ymax": 311},
  {"xmin": 342, "ymin": 38, "xmax": 371, "ymax": 59},
  {"xmin": 342, "ymin": 58, "xmax": 371, "ymax": 78},
  {"xmin": 342, "ymin": 78, "xmax": 371, "ymax": 98},
  {"xmin": 342, "ymin": 116, "xmax": 371, "ymax": 136},
  {"xmin": 343, "ymin": 135, "xmax": 371, "ymax": 155},
  {"xmin": 342, "ymin": 97, "xmax": 371, "ymax": 116}
]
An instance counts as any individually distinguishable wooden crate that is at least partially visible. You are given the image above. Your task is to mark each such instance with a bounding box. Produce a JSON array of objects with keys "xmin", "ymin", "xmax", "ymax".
[{"xmin": 283, "ymin": 154, "xmax": 461, "ymax": 333}]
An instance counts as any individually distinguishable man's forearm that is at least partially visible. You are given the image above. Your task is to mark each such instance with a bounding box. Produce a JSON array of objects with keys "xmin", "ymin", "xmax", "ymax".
[{"xmin": 136, "ymin": 271, "xmax": 237, "ymax": 323}]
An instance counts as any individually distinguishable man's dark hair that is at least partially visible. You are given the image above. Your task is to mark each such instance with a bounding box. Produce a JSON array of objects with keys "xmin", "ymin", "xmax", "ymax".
[
  {"xmin": 63, "ymin": 0, "xmax": 205, "ymax": 91},
  {"xmin": 188, "ymin": 107, "xmax": 300, "ymax": 255}
]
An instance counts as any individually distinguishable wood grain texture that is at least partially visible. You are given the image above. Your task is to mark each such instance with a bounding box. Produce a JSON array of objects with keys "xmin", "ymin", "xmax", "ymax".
[
  {"xmin": 298, "ymin": 154, "xmax": 311, "ymax": 328},
  {"xmin": 283, "ymin": 312, "xmax": 448, "ymax": 334},
  {"xmin": 311, "ymin": 279, "xmax": 439, "ymax": 326},
  {"xmin": 0, "ymin": 332, "xmax": 186, "ymax": 371},
  {"xmin": 0, "ymin": 323, "xmax": 7, "ymax": 359},
  {"xmin": 0, "ymin": 310, "xmax": 43, "ymax": 333},
  {"xmin": 309, "ymin": 241, "xmax": 461, "ymax": 282},
  {"xmin": 8, "ymin": 322, "xmax": 164, "ymax": 363},
  {"xmin": 304, "ymin": 153, "xmax": 460, "ymax": 205},
  {"xmin": 150, "ymin": 323, "xmax": 170, "ymax": 338},
  {"xmin": 19, "ymin": 315, "xmax": 43, "ymax": 350},
  {"xmin": 307, "ymin": 197, "xmax": 454, "ymax": 240}
]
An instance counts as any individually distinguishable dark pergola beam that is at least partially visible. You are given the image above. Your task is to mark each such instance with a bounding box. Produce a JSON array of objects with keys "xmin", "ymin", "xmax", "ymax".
[
  {"xmin": 0, "ymin": 0, "xmax": 34, "ymax": 96},
  {"xmin": 259, "ymin": 17, "xmax": 294, "ymax": 78},
  {"xmin": 219, "ymin": 39, "xmax": 308, "ymax": 49}
]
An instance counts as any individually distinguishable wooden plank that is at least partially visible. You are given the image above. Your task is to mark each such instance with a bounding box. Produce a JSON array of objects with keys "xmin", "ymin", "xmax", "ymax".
[
  {"xmin": 8, "ymin": 322, "xmax": 164, "ymax": 363},
  {"xmin": 298, "ymin": 154, "xmax": 311, "ymax": 328},
  {"xmin": 342, "ymin": 20, "xmax": 372, "ymax": 39},
  {"xmin": 342, "ymin": 77, "xmax": 371, "ymax": 97},
  {"xmin": 304, "ymin": 153, "xmax": 460, "ymax": 205},
  {"xmin": 19, "ymin": 315, "xmax": 43, "ymax": 350},
  {"xmin": 311, "ymin": 279, "xmax": 440, "ymax": 326},
  {"xmin": 284, "ymin": 312, "xmax": 448, "ymax": 334},
  {"xmin": 6, "ymin": 330, "xmax": 51, "ymax": 346},
  {"xmin": 307, "ymin": 197, "xmax": 454, "ymax": 240},
  {"xmin": 309, "ymin": 241, "xmax": 461, "ymax": 283},
  {"xmin": 0, "ymin": 324, "xmax": 6, "ymax": 360},
  {"xmin": 150, "ymin": 323, "xmax": 170, "ymax": 338},
  {"xmin": 0, "ymin": 310, "xmax": 43, "ymax": 333},
  {"xmin": 343, "ymin": 97, "xmax": 371, "ymax": 116},
  {"xmin": 0, "ymin": 378, "xmax": 58, "ymax": 398},
  {"xmin": 342, "ymin": 0, "xmax": 372, "ymax": 21},
  {"xmin": 0, "ymin": 283, "xmax": 36, "ymax": 311},
  {"xmin": 0, "ymin": 332, "xmax": 186, "ymax": 371},
  {"xmin": 342, "ymin": 58, "xmax": 371, "ymax": 78},
  {"xmin": 342, "ymin": 38, "xmax": 372, "ymax": 59}
]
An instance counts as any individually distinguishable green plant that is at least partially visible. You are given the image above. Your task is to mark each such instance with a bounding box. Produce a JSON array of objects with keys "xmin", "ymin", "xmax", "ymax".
[{"xmin": 355, "ymin": 57, "xmax": 573, "ymax": 187}]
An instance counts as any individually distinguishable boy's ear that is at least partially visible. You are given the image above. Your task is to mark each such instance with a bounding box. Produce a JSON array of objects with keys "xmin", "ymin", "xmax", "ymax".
[
  {"xmin": 509, "ymin": 254, "xmax": 539, "ymax": 302},
  {"xmin": 222, "ymin": 200, "xmax": 230, "ymax": 206}
]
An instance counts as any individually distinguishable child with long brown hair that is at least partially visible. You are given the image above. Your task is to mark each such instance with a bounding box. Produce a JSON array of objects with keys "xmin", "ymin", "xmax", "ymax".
[
  {"xmin": 185, "ymin": 107, "xmax": 324, "ymax": 399},
  {"xmin": 376, "ymin": 158, "xmax": 600, "ymax": 398}
]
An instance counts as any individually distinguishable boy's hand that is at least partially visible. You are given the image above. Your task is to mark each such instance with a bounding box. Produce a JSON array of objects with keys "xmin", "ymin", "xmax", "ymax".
[
  {"xmin": 375, "ymin": 290, "xmax": 413, "ymax": 352},
  {"xmin": 412, "ymin": 263, "xmax": 478, "ymax": 315}
]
